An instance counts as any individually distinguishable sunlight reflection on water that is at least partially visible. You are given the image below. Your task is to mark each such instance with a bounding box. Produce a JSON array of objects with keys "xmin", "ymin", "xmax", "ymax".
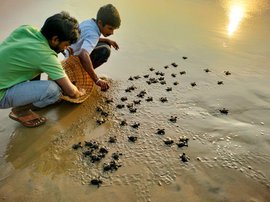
[
  {"xmin": 222, "ymin": 0, "xmax": 270, "ymax": 37},
  {"xmin": 228, "ymin": 3, "xmax": 245, "ymax": 36}
]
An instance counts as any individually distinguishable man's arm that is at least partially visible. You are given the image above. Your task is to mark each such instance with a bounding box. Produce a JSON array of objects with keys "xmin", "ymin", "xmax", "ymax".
[{"xmin": 55, "ymin": 77, "xmax": 85, "ymax": 98}]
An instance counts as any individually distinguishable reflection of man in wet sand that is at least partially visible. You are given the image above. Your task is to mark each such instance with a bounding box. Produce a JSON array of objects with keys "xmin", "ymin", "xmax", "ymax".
[
  {"xmin": 65, "ymin": 4, "xmax": 121, "ymax": 91},
  {"xmin": 0, "ymin": 12, "xmax": 85, "ymax": 127}
]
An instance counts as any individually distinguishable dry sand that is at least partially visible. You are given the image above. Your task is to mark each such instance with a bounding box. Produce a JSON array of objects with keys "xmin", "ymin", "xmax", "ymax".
[{"xmin": 1, "ymin": 0, "xmax": 270, "ymax": 202}]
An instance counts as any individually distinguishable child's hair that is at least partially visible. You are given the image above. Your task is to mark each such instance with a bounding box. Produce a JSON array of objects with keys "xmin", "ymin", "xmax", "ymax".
[
  {"xmin": 41, "ymin": 11, "xmax": 80, "ymax": 44},
  {"xmin": 96, "ymin": 4, "xmax": 121, "ymax": 28}
]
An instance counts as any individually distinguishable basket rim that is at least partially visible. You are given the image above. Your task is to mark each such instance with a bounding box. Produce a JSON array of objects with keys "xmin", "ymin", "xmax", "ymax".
[{"xmin": 60, "ymin": 55, "xmax": 95, "ymax": 103}]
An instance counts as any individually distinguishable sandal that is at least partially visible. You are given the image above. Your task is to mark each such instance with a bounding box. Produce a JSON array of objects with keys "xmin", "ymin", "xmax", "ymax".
[{"xmin": 9, "ymin": 110, "xmax": 47, "ymax": 128}]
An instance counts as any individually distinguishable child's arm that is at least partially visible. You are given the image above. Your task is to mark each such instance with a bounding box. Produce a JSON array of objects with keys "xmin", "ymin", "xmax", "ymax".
[
  {"xmin": 99, "ymin": 38, "xmax": 119, "ymax": 50},
  {"xmin": 78, "ymin": 48, "xmax": 110, "ymax": 91}
]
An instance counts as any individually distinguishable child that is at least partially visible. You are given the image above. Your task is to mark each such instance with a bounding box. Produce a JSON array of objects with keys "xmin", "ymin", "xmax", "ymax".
[{"xmin": 65, "ymin": 4, "xmax": 121, "ymax": 91}]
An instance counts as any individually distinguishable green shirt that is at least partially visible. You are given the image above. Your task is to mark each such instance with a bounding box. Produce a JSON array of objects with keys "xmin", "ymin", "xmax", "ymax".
[{"xmin": 0, "ymin": 25, "xmax": 66, "ymax": 100}]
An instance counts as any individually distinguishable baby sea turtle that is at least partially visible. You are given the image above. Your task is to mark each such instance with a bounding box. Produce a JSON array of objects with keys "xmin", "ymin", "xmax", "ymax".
[
  {"xmin": 166, "ymin": 87, "xmax": 172, "ymax": 92},
  {"xmin": 146, "ymin": 78, "xmax": 156, "ymax": 85},
  {"xmin": 156, "ymin": 128, "xmax": 165, "ymax": 135},
  {"xmin": 169, "ymin": 116, "xmax": 177, "ymax": 123},
  {"xmin": 204, "ymin": 68, "xmax": 211, "ymax": 73},
  {"xmin": 99, "ymin": 146, "xmax": 109, "ymax": 154},
  {"xmin": 173, "ymin": 81, "xmax": 179, "ymax": 86},
  {"xmin": 109, "ymin": 136, "xmax": 117, "ymax": 143},
  {"xmin": 182, "ymin": 56, "xmax": 188, "ymax": 60},
  {"xmin": 160, "ymin": 97, "xmax": 168, "ymax": 103},
  {"xmin": 190, "ymin": 82, "xmax": 197, "ymax": 87},
  {"xmin": 131, "ymin": 122, "xmax": 140, "ymax": 129},
  {"xmin": 96, "ymin": 106, "xmax": 103, "ymax": 112},
  {"xmin": 120, "ymin": 119, "xmax": 128, "ymax": 126},
  {"xmin": 96, "ymin": 107, "xmax": 108, "ymax": 117},
  {"xmin": 103, "ymin": 160, "xmax": 122, "ymax": 172},
  {"xmin": 177, "ymin": 141, "xmax": 188, "ymax": 148},
  {"xmin": 126, "ymin": 103, "xmax": 134, "ymax": 109},
  {"xmin": 84, "ymin": 140, "xmax": 99, "ymax": 149},
  {"xmin": 129, "ymin": 85, "xmax": 136, "ymax": 90},
  {"xmin": 149, "ymin": 67, "xmax": 155, "ymax": 71},
  {"xmin": 116, "ymin": 104, "xmax": 125, "ymax": 109},
  {"xmin": 219, "ymin": 108, "xmax": 229, "ymax": 115},
  {"xmin": 101, "ymin": 111, "xmax": 109, "ymax": 117},
  {"xmin": 137, "ymin": 90, "xmax": 147, "ymax": 98},
  {"xmin": 164, "ymin": 65, "xmax": 169, "ymax": 69},
  {"xmin": 125, "ymin": 85, "xmax": 136, "ymax": 92},
  {"xmin": 155, "ymin": 71, "xmax": 165, "ymax": 76},
  {"xmin": 128, "ymin": 76, "xmax": 134, "ymax": 81},
  {"xmin": 217, "ymin": 81, "xmax": 224, "ymax": 85},
  {"xmin": 112, "ymin": 152, "xmax": 122, "ymax": 160},
  {"xmin": 90, "ymin": 154, "xmax": 104, "ymax": 163},
  {"xmin": 121, "ymin": 96, "xmax": 128, "ymax": 102},
  {"xmin": 139, "ymin": 90, "xmax": 147, "ymax": 94},
  {"xmin": 144, "ymin": 74, "xmax": 150, "ymax": 78},
  {"xmin": 72, "ymin": 142, "xmax": 82, "ymax": 150},
  {"xmin": 128, "ymin": 136, "xmax": 138, "ymax": 142},
  {"xmin": 171, "ymin": 73, "xmax": 176, "ymax": 78},
  {"xmin": 158, "ymin": 77, "xmax": 165, "ymax": 81},
  {"xmin": 129, "ymin": 107, "xmax": 137, "ymax": 113},
  {"xmin": 105, "ymin": 98, "xmax": 114, "ymax": 104},
  {"xmin": 160, "ymin": 80, "xmax": 166, "ymax": 85},
  {"xmin": 180, "ymin": 153, "xmax": 190, "ymax": 162},
  {"xmin": 146, "ymin": 97, "xmax": 153, "ymax": 102},
  {"xmin": 176, "ymin": 136, "xmax": 189, "ymax": 148},
  {"xmin": 224, "ymin": 71, "xmax": 231, "ymax": 75},
  {"xmin": 149, "ymin": 78, "xmax": 159, "ymax": 84},
  {"xmin": 164, "ymin": 138, "xmax": 174, "ymax": 145},
  {"xmin": 96, "ymin": 118, "xmax": 106, "ymax": 125},
  {"xmin": 83, "ymin": 150, "xmax": 92, "ymax": 157},
  {"xmin": 133, "ymin": 75, "xmax": 141, "ymax": 80},
  {"xmin": 133, "ymin": 100, "xmax": 141, "ymax": 105},
  {"xmin": 90, "ymin": 179, "xmax": 103, "ymax": 187},
  {"xmin": 180, "ymin": 71, "xmax": 186, "ymax": 75},
  {"xmin": 171, "ymin": 62, "xmax": 178, "ymax": 67}
]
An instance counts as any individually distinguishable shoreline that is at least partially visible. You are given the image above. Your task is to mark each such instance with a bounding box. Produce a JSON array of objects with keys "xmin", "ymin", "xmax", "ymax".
[{"xmin": 1, "ymin": 0, "xmax": 270, "ymax": 201}]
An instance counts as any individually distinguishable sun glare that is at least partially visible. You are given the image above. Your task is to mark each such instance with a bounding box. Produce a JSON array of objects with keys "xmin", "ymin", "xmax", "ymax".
[{"xmin": 227, "ymin": 4, "xmax": 245, "ymax": 36}]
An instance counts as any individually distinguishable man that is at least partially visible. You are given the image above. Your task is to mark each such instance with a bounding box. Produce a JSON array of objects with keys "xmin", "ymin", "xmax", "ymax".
[
  {"xmin": 0, "ymin": 11, "xmax": 85, "ymax": 127},
  {"xmin": 65, "ymin": 4, "xmax": 121, "ymax": 91}
]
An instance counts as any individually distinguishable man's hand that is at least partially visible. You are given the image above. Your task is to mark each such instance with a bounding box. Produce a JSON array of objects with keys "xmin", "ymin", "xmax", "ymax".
[
  {"xmin": 77, "ymin": 88, "xmax": 86, "ymax": 97},
  {"xmin": 96, "ymin": 79, "xmax": 110, "ymax": 91},
  {"xmin": 71, "ymin": 87, "xmax": 86, "ymax": 98}
]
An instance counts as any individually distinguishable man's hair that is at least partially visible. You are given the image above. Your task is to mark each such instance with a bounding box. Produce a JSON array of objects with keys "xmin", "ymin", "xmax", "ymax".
[
  {"xmin": 96, "ymin": 4, "xmax": 121, "ymax": 28},
  {"xmin": 41, "ymin": 11, "xmax": 80, "ymax": 44}
]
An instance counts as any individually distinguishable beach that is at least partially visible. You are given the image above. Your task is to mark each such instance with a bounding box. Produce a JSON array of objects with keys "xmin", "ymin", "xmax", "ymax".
[{"xmin": 0, "ymin": 0, "xmax": 270, "ymax": 201}]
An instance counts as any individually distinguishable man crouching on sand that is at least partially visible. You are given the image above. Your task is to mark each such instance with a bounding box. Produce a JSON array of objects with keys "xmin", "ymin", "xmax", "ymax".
[{"xmin": 0, "ymin": 12, "xmax": 85, "ymax": 128}]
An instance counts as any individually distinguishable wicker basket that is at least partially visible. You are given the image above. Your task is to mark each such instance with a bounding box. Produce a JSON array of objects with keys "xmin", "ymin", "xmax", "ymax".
[{"xmin": 60, "ymin": 55, "xmax": 94, "ymax": 103}]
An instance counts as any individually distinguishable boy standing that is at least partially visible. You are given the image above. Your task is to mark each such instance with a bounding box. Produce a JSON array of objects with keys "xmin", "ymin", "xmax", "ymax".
[{"xmin": 66, "ymin": 4, "xmax": 121, "ymax": 91}]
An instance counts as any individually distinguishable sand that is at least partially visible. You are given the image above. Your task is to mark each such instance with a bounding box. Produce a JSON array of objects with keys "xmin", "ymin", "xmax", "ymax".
[{"xmin": 1, "ymin": 0, "xmax": 270, "ymax": 201}]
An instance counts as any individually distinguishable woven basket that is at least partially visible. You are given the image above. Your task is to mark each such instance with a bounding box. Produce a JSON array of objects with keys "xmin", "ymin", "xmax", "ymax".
[{"xmin": 60, "ymin": 55, "xmax": 94, "ymax": 103}]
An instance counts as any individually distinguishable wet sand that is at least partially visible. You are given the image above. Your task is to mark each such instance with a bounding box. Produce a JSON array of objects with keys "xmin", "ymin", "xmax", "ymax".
[{"xmin": 1, "ymin": 0, "xmax": 270, "ymax": 201}]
